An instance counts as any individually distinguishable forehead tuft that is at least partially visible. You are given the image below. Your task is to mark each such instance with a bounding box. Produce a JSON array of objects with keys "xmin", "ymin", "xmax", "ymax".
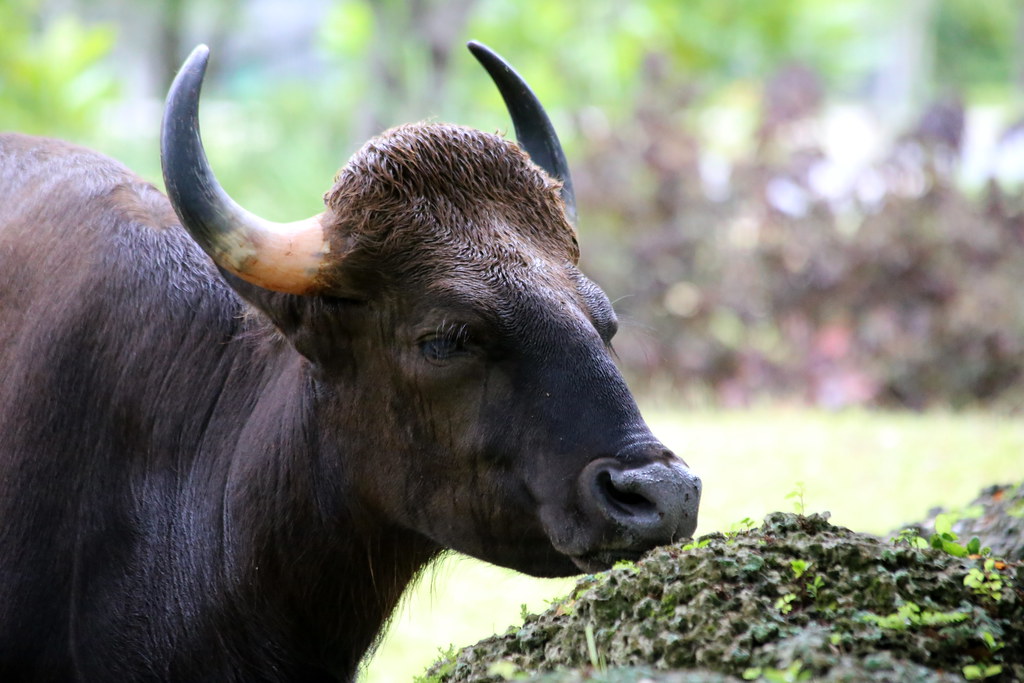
[{"xmin": 323, "ymin": 123, "xmax": 578, "ymax": 266}]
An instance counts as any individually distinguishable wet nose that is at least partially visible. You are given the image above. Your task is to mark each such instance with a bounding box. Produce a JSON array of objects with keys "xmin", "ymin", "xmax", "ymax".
[{"xmin": 581, "ymin": 449, "xmax": 701, "ymax": 546}]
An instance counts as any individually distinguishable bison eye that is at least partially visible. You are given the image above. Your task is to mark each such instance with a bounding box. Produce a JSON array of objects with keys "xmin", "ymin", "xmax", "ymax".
[{"xmin": 419, "ymin": 324, "xmax": 471, "ymax": 364}]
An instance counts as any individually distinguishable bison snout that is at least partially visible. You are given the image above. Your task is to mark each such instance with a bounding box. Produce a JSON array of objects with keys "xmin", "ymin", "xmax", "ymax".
[{"xmin": 581, "ymin": 454, "xmax": 701, "ymax": 550}]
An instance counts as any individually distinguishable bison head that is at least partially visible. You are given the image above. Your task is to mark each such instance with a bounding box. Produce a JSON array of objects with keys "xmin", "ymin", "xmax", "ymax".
[{"xmin": 161, "ymin": 43, "xmax": 700, "ymax": 576}]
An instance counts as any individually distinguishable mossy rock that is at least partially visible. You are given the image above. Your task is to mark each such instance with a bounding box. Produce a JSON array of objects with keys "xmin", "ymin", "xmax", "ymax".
[{"xmin": 422, "ymin": 510, "xmax": 1023, "ymax": 683}]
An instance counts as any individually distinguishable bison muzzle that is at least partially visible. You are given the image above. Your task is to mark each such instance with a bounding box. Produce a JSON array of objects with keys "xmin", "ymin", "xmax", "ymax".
[{"xmin": 0, "ymin": 42, "xmax": 700, "ymax": 681}]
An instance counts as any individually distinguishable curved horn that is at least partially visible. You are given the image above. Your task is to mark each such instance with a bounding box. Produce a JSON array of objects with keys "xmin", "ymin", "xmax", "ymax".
[
  {"xmin": 467, "ymin": 41, "xmax": 577, "ymax": 226},
  {"xmin": 161, "ymin": 44, "xmax": 329, "ymax": 295}
]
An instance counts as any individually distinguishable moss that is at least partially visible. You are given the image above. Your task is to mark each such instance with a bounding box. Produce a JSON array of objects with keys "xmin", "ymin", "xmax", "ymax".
[{"xmin": 425, "ymin": 510, "xmax": 1023, "ymax": 683}]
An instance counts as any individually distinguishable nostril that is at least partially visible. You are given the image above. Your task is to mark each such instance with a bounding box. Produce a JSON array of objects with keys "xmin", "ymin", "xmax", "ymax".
[
  {"xmin": 579, "ymin": 456, "xmax": 700, "ymax": 549},
  {"xmin": 596, "ymin": 469, "xmax": 657, "ymax": 516}
]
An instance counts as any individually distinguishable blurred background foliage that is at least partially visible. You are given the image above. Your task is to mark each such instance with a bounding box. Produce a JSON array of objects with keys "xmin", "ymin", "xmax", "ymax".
[{"xmin": 3, "ymin": 0, "xmax": 1024, "ymax": 410}]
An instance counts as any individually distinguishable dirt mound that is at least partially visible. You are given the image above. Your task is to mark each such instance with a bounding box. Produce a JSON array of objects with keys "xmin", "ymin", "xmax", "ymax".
[{"xmin": 422, "ymin": 505, "xmax": 1023, "ymax": 682}]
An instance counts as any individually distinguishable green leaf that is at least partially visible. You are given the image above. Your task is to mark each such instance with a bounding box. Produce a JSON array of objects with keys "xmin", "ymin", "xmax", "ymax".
[{"xmin": 933, "ymin": 513, "xmax": 957, "ymax": 537}]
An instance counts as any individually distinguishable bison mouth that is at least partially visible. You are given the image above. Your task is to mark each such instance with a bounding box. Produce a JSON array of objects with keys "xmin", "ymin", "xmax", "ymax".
[
  {"xmin": 569, "ymin": 549, "xmax": 645, "ymax": 574},
  {"xmin": 567, "ymin": 533, "xmax": 696, "ymax": 574},
  {"xmin": 536, "ymin": 504, "xmax": 688, "ymax": 577}
]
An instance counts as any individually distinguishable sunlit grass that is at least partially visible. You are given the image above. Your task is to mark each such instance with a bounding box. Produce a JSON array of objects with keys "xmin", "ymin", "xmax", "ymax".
[
  {"xmin": 359, "ymin": 408, "xmax": 1023, "ymax": 682},
  {"xmin": 652, "ymin": 407, "xmax": 1024, "ymax": 536}
]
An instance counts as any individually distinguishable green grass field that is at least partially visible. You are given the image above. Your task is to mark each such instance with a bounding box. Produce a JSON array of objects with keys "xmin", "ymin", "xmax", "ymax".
[{"xmin": 358, "ymin": 408, "xmax": 1024, "ymax": 682}]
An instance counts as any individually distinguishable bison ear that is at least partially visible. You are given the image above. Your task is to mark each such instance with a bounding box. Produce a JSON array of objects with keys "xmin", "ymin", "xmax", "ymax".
[
  {"xmin": 219, "ymin": 267, "xmax": 370, "ymax": 366},
  {"xmin": 219, "ymin": 264, "xmax": 366, "ymax": 330},
  {"xmin": 218, "ymin": 268, "xmax": 312, "ymax": 336}
]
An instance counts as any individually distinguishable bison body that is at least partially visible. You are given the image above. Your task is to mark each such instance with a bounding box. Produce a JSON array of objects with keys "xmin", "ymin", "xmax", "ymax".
[{"xmin": 0, "ymin": 44, "xmax": 699, "ymax": 682}]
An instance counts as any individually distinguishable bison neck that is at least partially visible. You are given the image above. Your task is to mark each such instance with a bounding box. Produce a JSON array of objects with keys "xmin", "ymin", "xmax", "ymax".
[
  {"xmin": 215, "ymin": 352, "xmax": 443, "ymax": 680},
  {"xmin": 1, "ymin": 307, "xmax": 438, "ymax": 680}
]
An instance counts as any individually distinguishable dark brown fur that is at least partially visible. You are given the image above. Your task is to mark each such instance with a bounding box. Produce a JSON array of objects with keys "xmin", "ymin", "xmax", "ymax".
[{"xmin": 318, "ymin": 124, "xmax": 578, "ymax": 294}]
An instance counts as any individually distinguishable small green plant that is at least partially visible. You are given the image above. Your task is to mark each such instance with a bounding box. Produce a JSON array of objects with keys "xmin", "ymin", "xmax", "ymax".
[
  {"xmin": 964, "ymin": 537, "xmax": 990, "ymax": 556},
  {"xmin": 775, "ymin": 593, "xmax": 797, "ymax": 614},
  {"xmin": 787, "ymin": 559, "xmax": 825, "ymax": 598},
  {"xmin": 413, "ymin": 646, "xmax": 459, "ymax": 683},
  {"xmin": 891, "ymin": 527, "xmax": 929, "ymax": 549},
  {"xmin": 929, "ymin": 513, "xmax": 970, "ymax": 557},
  {"xmin": 859, "ymin": 602, "xmax": 968, "ymax": 630},
  {"xmin": 785, "ymin": 482, "xmax": 806, "ymax": 515},
  {"xmin": 964, "ymin": 558, "xmax": 1005, "ymax": 602},
  {"xmin": 962, "ymin": 664, "xmax": 1003, "ymax": 680},
  {"xmin": 726, "ymin": 517, "xmax": 757, "ymax": 539},
  {"xmin": 584, "ymin": 623, "xmax": 605, "ymax": 672},
  {"xmin": 979, "ymin": 630, "xmax": 1004, "ymax": 653},
  {"xmin": 743, "ymin": 660, "xmax": 812, "ymax": 682},
  {"xmin": 682, "ymin": 537, "xmax": 713, "ymax": 551},
  {"xmin": 612, "ymin": 559, "xmax": 639, "ymax": 573},
  {"xmin": 920, "ymin": 513, "xmax": 990, "ymax": 558},
  {"xmin": 789, "ymin": 559, "xmax": 810, "ymax": 578}
]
